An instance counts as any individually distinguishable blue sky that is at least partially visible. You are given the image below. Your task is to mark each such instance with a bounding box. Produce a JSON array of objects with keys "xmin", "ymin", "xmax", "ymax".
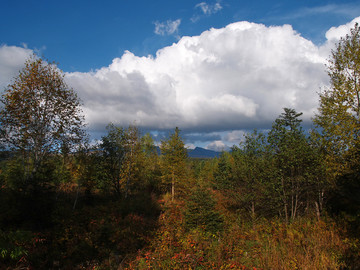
[
  {"xmin": 2, "ymin": 0, "xmax": 360, "ymax": 71},
  {"xmin": 1, "ymin": 0, "xmax": 360, "ymax": 150}
]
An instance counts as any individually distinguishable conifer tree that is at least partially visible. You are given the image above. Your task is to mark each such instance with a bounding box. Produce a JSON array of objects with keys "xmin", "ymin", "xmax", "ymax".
[
  {"xmin": 160, "ymin": 127, "xmax": 187, "ymax": 201},
  {"xmin": 269, "ymin": 108, "xmax": 316, "ymax": 221}
]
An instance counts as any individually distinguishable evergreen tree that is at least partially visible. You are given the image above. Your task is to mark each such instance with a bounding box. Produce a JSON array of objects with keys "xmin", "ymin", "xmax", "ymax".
[
  {"xmin": 160, "ymin": 127, "xmax": 187, "ymax": 201},
  {"xmin": 184, "ymin": 186, "xmax": 223, "ymax": 234},
  {"xmin": 141, "ymin": 133, "xmax": 161, "ymax": 193},
  {"xmin": 213, "ymin": 151, "xmax": 234, "ymax": 191},
  {"xmin": 100, "ymin": 124, "xmax": 127, "ymax": 197},
  {"xmin": 269, "ymin": 108, "xmax": 317, "ymax": 221},
  {"xmin": 233, "ymin": 130, "xmax": 268, "ymax": 219}
]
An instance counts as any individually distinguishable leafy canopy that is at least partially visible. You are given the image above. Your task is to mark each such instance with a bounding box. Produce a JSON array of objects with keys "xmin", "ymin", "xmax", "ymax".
[
  {"xmin": 313, "ymin": 23, "xmax": 360, "ymax": 176},
  {"xmin": 0, "ymin": 56, "xmax": 85, "ymax": 180}
]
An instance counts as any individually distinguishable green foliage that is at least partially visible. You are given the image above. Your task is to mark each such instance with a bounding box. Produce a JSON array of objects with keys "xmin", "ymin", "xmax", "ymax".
[
  {"xmin": 313, "ymin": 22, "xmax": 360, "ymax": 240},
  {"xmin": 313, "ymin": 22, "xmax": 360, "ymax": 177},
  {"xmin": 0, "ymin": 230, "xmax": 32, "ymax": 264},
  {"xmin": 328, "ymin": 148, "xmax": 360, "ymax": 237},
  {"xmin": 213, "ymin": 151, "xmax": 234, "ymax": 191},
  {"xmin": 100, "ymin": 123, "xmax": 128, "ymax": 196},
  {"xmin": 184, "ymin": 187, "xmax": 223, "ymax": 234},
  {"xmin": 140, "ymin": 133, "xmax": 162, "ymax": 194},
  {"xmin": 160, "ymin": 127, "xmax": 188, "ymax": 200},
  {"xmin": 232, "ymin": 130, "xmax": 269, "ymax": 219},
  {"xmin": 268, "ymin": 108, "xmax": 320, "ymax": 221},
  {"xmin": 0, "ymin": 155, "xmax": 27, "ymax": 190},
  {"xmin": 100, "ymin": 123, "xmax": 146, "ymax": 197}
]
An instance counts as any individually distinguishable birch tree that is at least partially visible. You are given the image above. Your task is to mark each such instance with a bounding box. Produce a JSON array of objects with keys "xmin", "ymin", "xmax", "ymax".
[{"xmin": 0, "ymin": 56, "xmax": 85, "ymax": 184}]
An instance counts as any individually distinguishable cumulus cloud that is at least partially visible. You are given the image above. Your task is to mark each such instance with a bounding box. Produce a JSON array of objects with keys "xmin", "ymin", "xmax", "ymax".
[
  {"xmin": 2, "ymin": 17, "xmax": 360, "ymax": 147},
  {"xmin": 318, "ymin": 16, "xmax": 360, "ymax": 63},
  {"xmin": 0, "ymin": 45, "xmax": 33, "ymax": 89},
  {"xmin": 326, "ymin": 17, "xmax": 360, "ymax": 41},
  {"xmin": 66, "ymin": 21, "xmax": 331, "ymax": 134},
  {"xmin": 154, "ymin": 19, "xmax": 181, "ymax": 36}
]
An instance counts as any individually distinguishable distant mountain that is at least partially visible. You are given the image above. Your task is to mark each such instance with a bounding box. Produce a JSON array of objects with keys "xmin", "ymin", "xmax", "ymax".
[
  {"xmin": 187, "ymin": 147, "xmax": 220, "ymax": 159},
  {"xmin": 155, "ymin": 146, "xmax": 220, "ymax": 159}
]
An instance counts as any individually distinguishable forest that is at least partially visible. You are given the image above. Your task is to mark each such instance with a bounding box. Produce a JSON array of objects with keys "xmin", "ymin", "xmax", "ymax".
[{"xmin": 0, "ymin": 24, "xmax": 359, "ymax": 270}]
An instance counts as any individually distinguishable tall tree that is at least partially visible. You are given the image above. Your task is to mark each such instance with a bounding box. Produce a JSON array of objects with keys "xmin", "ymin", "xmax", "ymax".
[
  {"xmin": 213, "ymin": 151, "xmax": 234, "ymax": 192},
  {"xmin": 100, "ymin": 124, "xmax": 144, "ymax": 197},
  {"xmin": 0, "ymin": 56, "xmax": 85, "ymax": 184},
  {"xmin": 268, "ymin": 108, "xmax": 316, "ymax": 221},
  {"xmin": 160, "ymin": 127, "xmax": 187, "ymax": 201},
  {"xmin": 233, "ymin": 130, "xmax": 268, "ymax": 219},
  {"xmin": 313, "ymin": 23, "xmax": 360, "ymax": 226},
  {"xmin": 122, "ymin": 125, "xmax": 142, "ymax": 198},
  {"xmin": 100, "ymin": 123, "xmax": 127, "ymax": 197},
  {"xmin": 313, "ymin": 23, "xmax": 360, "ymax": 177},
  {"xmin": 141, "ymin": 133, "xmax": 161, "ymax": 193}
]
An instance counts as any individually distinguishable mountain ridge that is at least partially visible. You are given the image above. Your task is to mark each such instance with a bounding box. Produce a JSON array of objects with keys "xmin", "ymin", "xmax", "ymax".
[{"xmin": 187, "ymin": 146, "xmax": 220, "ymax": 158}]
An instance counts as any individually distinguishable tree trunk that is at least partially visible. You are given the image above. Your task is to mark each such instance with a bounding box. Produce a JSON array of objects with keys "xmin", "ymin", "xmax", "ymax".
[
  {"xmin": 281, "ymin": 176, "xmax": 289, "ymax": 223},
  {"xmin": 73, "ymin": 184, "xmax": 80, "ymax": 210},
  {"xmin": 171, "ymin": 172, "xmax": 175, "ymax": 201},
  {"xmin": 315, "ymin": 201, "xmax": 321, "ymax": 220},
  {"xmin": 251, "ymin": 201, "xmax": 255, "ymax": 220}
]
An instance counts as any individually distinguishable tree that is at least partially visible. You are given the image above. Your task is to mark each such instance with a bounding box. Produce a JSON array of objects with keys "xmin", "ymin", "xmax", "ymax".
[
  {"xmin": 160, "ymin": 127, "xmax": 188, "ymax": 201},
  {"xmin": 122, "ymin": 124, "xmax": 143, "ymax": 198},
  {"xmin": 100, "ymin": 124, "xmax": 128, "ymax": 197},
  {"xmin": 184, "ymin": 186, "xmax": 223, "ymax": 234},
  {"xmin": 0, "ymin": 56, "xmax": 85, "ymax": 184},
  {"xmin": 213, "ymin": 151, "xmax": 234, "ymax": 191},
  {"xmin": 313, "ymin": 23, "xmax": 360, "ymax": 177},
  {"xmin": 232, "ymin": 129, "xmax": 268, "ymax": 219},
  {"xmin": 268, "ymin": 108, "xmax": 317, "ymax": 221},
  {"xmin": 313, "ymin": 23, "xmax": 360, "ymax": 227},
  {"xmin": 141, "ymin": 133, "xmax": 161, "ymax": 193},
  {"xmin": 100, "ymin": 124, "xmax": 145, "ymax": 198}
]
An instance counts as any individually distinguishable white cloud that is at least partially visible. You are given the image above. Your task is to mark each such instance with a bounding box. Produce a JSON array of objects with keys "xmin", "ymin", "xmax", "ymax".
[
  {"xmin": 295, "ymin": 4, "xmax": 360, "ymax": 19},
  {"xmin": 325, "ymin": 17, "xmax": 360, "ymax": 41},
  {"xmin": 318, "ymin": 17, "xmax": 360, "ymax": 66},
  {"xmin": 185, "ymin": 143, "xmax": 196, "ymax": 149},
  {"xmin": 2, "ymin": 18, "xmax": 360, "ymax": 147},
  {"xmin": 225, "ymin": 130, "xmax": 246, "ymax": 143},
  {"xmin": 196, "ymin": 2, "xmax": 223, "ymax": 15},
  {"xmin": 206, "ymin": 140, "xmax": 230, "ymax": 152},
  {"xmin": 154, "ymin": 19, "xmax": 181, "ymax": 36},
  {"xmin": 68, "ymin": 21, "xmax": 329, "ymax": 132},
  {"xmin": 0, "ymin": 45, "xmax": 33, "ymax": 89}
]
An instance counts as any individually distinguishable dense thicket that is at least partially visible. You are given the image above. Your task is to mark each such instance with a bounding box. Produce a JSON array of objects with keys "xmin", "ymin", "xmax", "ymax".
[{"xmin": 1, "ymin": 25, "xmax": 360, "ymax": 269}]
